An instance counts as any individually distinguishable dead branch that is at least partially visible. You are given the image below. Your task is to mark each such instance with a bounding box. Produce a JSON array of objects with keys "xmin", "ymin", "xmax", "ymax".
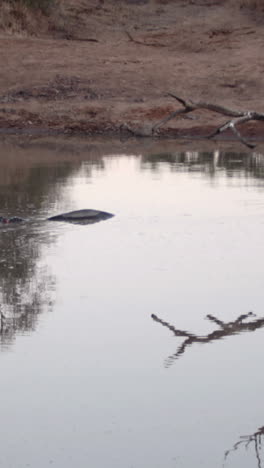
[
  {"xmin": 153, "ymin": 93, "xmax": 264, "ymax": 148},
  {"xmin": 0, "ymin": 308, "xmax": 6, "ymax": 334}
]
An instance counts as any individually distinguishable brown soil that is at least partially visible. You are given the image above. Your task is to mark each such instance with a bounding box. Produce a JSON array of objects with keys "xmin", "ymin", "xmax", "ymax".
[{"xmin": 0, "ymin": 0, "xmax": 264, "ymax": 140}]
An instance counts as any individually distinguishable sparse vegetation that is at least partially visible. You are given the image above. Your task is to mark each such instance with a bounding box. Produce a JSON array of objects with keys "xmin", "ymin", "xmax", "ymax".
[
  {"xmin": 0, "ymin": 0, "xmax": 57, "ymax": 36},
  {"xmin": 240, "ymin": 0, "xmax": 264, "ymax": 10},
  {"xmin": 7, "ymin": 0, "xmax": 54, "ymax": 14},
  {"xmin": 236, "ymin": 0, "xmax": 264, "ymax": 10},
  {"xmin": 0, "ymin": 0, "xmax": 264, "ymax": 138},
  {"xmin": 0, "ymin": 0, "xmax": 264, "ymax": 38}
]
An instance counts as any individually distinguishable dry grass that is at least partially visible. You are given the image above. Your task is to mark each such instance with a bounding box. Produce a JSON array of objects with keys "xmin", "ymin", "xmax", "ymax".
[
  {"xmin": 0, "ymin": 0, "xmax": 100, "ymax": 38},
  {"xmin": 0, "ymin": 0, "xmax": 63, "ymax": 36},
  {"xmin": 231, "ymin": 0, "xmax": 264, "ymax": 10},
  {"xmin": 0, "ymin": 0, "xmax": 263, "ymax": 38},
  {"xmin": 0, "ymin": 1, "xmax": 51, "ymax": 35},
  {"xmin": 7, "ymin": 0, "xmax": 53, "ymax": 14}
]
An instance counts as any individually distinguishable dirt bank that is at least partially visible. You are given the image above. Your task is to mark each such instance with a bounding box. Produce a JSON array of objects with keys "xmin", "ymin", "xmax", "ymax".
[{"xmin": 1, "ymin": 0, "xmax": 264, "ymax": 141}]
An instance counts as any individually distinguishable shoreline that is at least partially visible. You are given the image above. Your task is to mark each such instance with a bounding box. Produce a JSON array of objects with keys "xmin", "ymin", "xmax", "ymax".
[
  {"xmin": 1, "ymin": 1, "xmax": 264, "ymax": 147},
  {"xmin": 0, "ymin": 122, "xmax": 263, "ymax": 144}
]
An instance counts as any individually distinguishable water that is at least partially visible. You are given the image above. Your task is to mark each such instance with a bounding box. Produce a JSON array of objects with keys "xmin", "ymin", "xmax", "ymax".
[{"xmin": 1, "ymin": 136, "xmax": 264, "ymax": 468}]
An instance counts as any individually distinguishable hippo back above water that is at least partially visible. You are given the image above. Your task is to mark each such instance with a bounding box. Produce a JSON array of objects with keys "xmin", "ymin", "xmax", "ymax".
[
  {"xmin": 48, "ymin": 209, "xmax": 114, "ymax": 225},
  {"xmin": 0, "ymin": 209, "xmax": 114, "ymax": 226}
]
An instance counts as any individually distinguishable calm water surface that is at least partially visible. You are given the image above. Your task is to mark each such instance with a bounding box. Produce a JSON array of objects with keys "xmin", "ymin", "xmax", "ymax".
[{"xmin": 1, "ymin": 137, "xmax": 264, "ymax": 468}]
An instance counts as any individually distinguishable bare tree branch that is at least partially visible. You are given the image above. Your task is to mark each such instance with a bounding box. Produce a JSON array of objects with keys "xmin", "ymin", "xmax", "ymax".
[
  {"xmin": 206, "ymin": 115, "xmax": 257, "ymax": 148},
  {"xmin": 152, "ymin": 94, "xmax": 264, "ymax": 148}
]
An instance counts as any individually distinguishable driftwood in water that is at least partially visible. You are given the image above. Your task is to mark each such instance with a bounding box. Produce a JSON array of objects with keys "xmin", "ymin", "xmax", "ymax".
[{"xmin": 152, "ymin": 312, "xmax": 264, "ymax": 367}]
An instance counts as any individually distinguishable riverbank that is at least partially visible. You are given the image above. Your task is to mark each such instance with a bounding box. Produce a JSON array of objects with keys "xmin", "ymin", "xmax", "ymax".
[{"xmin": 1, "ymin": 0, "xmax": 264, "ymax": 140}]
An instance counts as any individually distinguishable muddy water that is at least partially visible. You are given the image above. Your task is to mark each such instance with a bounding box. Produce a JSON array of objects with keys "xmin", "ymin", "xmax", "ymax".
[{"xmin": 1, "ymin": 137, "xmax": 264, "ymax": 468}]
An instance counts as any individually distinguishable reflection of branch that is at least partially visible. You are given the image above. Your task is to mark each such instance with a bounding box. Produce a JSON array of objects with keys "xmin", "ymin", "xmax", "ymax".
[
  {"xmin": 151, "ymin": 311, "xmax": 264, "ymax": 367},
  {"xmin": 224, "ymin": 426, "xmax": 264, "ymax": 468},
  {"xmin": 0, "ymin": 309, "xmax": 6, "ymax": 334}
]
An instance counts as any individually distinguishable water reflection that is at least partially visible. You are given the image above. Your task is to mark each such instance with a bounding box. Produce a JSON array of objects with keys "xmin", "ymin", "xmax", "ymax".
[
  {"xmin": 0, "ymin": 138, "xmax": 108, "ymax": 350},
  {"xmin": 0, "ymin": 136, "xmax": 105, "ymax": 219},
  {"xmin": 1, "ymin": 137, "xmax": 264, "ymax": 468},
  {"xmin": 0, "ymin": 219, "xmax": 57, "ymax": 349},
  {"xmin": 0, "ymin": 265, "xmax": 55, "ymax": 350},
  {"xmin": 0, "ymin": 214, "xmax": 56, "ymax": 351},
  {"xmin": 2, "ymin": 141, "xmax": 264, "ymax": 353},
  {"xmin": 225, "ymin": 426, "xmax": 264, "ymax": 468},
  {"xmin": 152, "ymin": 312, "xmax": 264, "ymax": 367},
  {"xmin": 141, "ymin": 150, "xmax": 264, "ymax": 180}
]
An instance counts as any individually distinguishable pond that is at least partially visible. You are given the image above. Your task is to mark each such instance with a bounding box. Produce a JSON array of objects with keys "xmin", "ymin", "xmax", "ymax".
[{"xmin": 1, "ymin": 136, "xmax": 264, "ymax": 468}]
